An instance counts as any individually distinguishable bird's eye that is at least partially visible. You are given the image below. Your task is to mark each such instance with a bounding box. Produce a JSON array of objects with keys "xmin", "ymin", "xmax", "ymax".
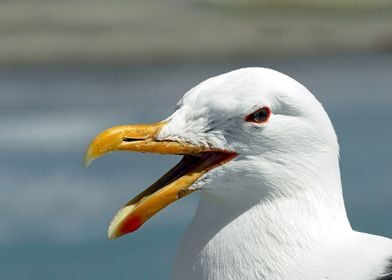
[{"xmin": 245, "ymin": 107, "xmax": 271, "ymax": 124}]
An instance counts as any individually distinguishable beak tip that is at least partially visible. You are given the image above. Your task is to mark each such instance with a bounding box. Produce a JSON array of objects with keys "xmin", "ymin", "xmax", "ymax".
[
  {"xmin": 107, "ymin": 207, "xmax": 142, "ymax": 240},
  {"xmin": 83, "ymin": 154, "xmax": 93, "ymax": 168},
  {"xmin": 107, "ymin": 225, "xmax": 121, "ymax": 240},
  {"xmin": 83, "ymin": 157, "xmax": 92, "ymax": 168},
  {"xmin": 107, "ymin": 218, "xmax": 120, "ymax": 240},
  {"xmin": 83, "ymin": 146, "xmax": 98, "ymax": 168},
  {"xmin": 108, "ymin": 233, "xmax": 117, "ymax": 240}
]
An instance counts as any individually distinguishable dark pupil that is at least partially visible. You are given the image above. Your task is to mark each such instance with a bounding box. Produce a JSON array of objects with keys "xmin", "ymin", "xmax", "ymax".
[{"xmin": 254, "ymin": 109, "xmax": 267, "ymax": 122}]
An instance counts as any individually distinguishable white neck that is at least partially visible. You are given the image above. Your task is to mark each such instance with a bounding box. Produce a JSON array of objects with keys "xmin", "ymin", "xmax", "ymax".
[{"xmin": 173, "ymin": 154, "xmax": 352, "ymax": 280}]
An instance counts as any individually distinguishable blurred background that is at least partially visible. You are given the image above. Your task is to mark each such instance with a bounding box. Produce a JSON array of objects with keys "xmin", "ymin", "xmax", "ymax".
[{"xmin": 1, "ymin": 0, "xmax": 391, "ymax": 279}]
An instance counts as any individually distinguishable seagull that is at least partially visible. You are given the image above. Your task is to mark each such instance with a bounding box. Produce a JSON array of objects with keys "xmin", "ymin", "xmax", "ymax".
[{"xmin": 84, "ymin": 68, "xmax": 392, "ymax": 280}]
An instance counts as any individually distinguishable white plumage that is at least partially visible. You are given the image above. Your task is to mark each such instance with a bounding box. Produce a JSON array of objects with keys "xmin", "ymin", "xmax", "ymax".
[{"xmin": 155, "ymin": 68, "xmax": 392, "ymax": 280}]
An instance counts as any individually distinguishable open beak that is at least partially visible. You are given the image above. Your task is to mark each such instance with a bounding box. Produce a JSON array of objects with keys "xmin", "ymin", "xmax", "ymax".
[{"xmin": 84, "ymin": 122, "xmax": 236, "ymax": 239}]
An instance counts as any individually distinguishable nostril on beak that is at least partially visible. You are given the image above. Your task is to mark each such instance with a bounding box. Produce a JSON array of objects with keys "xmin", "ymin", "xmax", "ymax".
[{"xmin": 122, "ymin": 137, "xmax": 145, "ymax": 142}]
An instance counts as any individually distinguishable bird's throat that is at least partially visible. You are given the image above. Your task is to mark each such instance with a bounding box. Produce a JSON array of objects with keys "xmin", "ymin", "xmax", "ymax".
[{"xmin": 174, "ymin": 187, "xmax": 351, "ymax": 280}]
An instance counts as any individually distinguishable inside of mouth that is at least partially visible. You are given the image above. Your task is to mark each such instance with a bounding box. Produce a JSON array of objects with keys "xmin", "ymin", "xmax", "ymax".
[{"xmin": 125, "ymin": 151, "xmax": 235, "ymax": 206}]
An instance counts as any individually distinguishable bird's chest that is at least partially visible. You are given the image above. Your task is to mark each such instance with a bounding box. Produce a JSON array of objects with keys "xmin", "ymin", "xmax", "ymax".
[
  {"xmin": 173, "ymin": 194, "xmax": 359, "ymax": 280},
  {"xmin": 173, "ymin": 209, "xmax": 320, "ymax": 280}
]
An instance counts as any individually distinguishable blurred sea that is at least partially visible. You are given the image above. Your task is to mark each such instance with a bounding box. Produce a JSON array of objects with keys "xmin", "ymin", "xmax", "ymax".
[{"xmin": 0, "ymin": 54, "xmax": 391, "ymax": 279}]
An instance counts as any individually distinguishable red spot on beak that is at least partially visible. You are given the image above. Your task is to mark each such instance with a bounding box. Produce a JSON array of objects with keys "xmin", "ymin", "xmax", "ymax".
[{"xmin": 120, "ymin": 216, "xmax": 143, "ymax": 234}]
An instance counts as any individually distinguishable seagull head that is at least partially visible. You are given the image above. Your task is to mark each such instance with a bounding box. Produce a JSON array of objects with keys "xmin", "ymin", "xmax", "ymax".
[{"xmin": 85, "ymin": 67, "xmax": 340, "ymax": 239}]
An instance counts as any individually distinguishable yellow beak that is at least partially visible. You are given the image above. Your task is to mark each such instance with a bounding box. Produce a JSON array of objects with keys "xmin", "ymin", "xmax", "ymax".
[{"xmin": 84, "ymin": 122, "xmax": 236, "ymax": 239}]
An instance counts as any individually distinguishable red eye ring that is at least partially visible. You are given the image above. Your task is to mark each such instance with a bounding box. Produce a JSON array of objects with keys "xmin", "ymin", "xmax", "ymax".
[{"xmin": 245, "ymin": 107, "xmax": 271, "ymax": 124}]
